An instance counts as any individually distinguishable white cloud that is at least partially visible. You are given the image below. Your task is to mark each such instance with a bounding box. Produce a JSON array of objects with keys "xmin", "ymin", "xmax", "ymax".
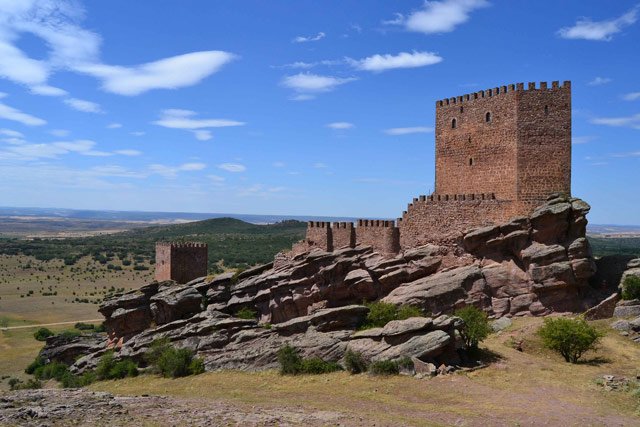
[
  {"xmin": 292, "ymin": 32, "xmax": 325, "ymax": 43},
  {"xmin": 115, "ymin": 149, "xmax": 142, "ymax": 156},
  {"xmin": 131, "ymin": 131, "xmax": 145, "ymax": 136},
  {"xmin": 281, "ymin": 73, "xmax": 357, "ymax": 98},
  {"xmin": 572, "ymin": 136, "xmax": 598, "ymax": 144},
  {"xmin": 348, "ymin": 51, "xmax": 442, "ymax": 72},
  {"xmin": 591, "ymin": 113, "xmax": 640, "ymax": 129},
  {"xmin": 622, "ymin": 92, "xmax": 640, "ymax": 101},
  {"xmin": 0, "ymin": 93, "xmax": 46, "ymax": 126},
  {"xmin": 558, "ymin": 6, "xmax": 639, "ymax": 41},
  {"xmin": 63, "ymin": 98, "xmax": 103, "ymax": 113},
  {"xmin": 288, "ymin": 171, "xmax": 301, "ymax": 175},
  {"xmin": 268, "ymin": 186, "xmax": 286, "ymax": 192},
  {"xmin": 276, "ymin": 59, "xmax": 343, "ymax": 70},
  {"xmin": 314, "ymin": 162, "xmax": 328, "ymax": 168},
  {"xmin": 587, "ymin": 76, "xmax": 612, "ymax": 86},
  {"xmin": 148, "ymin": 162, "xmax": 206, "ymax": 178},
  {"xmin": 0, "ymin": 2, "xmax": 237, "ymax": 97},
  {"xmin": 383, "ymin": 126, "xmax": 433, "ymax": 135},
  {"xmin": 0, "ymin": 138, "xmax": 107, "ymax": 160},
  {"xmin": 76, "ymin": 51, "xmax": 238, "ymax": 96},
  {"xmin": 272, "ymin": 162, "xmax": 285, "ymax": 167},
  {"xmin": 326, "ymin": 122, "xmax": 354, "ymax": 129},
  {"xmin": 0, "ymin": 128, "xmax": 24, "ymax": 138},
  {"xmin": 192, "ymin": 130, "xmax": 212, "ymax": 141},
  {"xmin": 107, "ymin": 123, "xmax": 122, "ymax": 129},
  {"xmin": 387, "ymin": 0, "xmax": 489, "ymax": 34},
  {"xmin": 49, "ymin": 129, "xmax": 69, "ymax": 137},
  {"xmin": 207, "ymin": 174, "xmax": 225, "ymax": 181},
  {"xmin": 218, "ymin": 163, "xmax": 246, "ymax": 172},
  {"xmin": 30, "ymin": 85, "xmax": 68, "ymax": 96}
]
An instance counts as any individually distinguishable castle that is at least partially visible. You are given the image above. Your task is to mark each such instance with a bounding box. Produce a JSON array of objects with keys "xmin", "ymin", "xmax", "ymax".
[
  {"xmin": 304, "ymin": 80, "xmax": 571, "ymax": 254},
  {"xmin": 156, "ymin": 80, "xmax": 572, "ymax": 278}
]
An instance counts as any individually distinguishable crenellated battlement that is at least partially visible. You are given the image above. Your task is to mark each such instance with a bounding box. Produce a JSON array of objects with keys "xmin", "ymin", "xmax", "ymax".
[
  {"xmin": 156, "ymin": 242, "xmax": 207, "ymax": 248},
  {"xmin": 435, "ymin": 81, "xmax": 570, "ymax": 107},
  {"xmin": 357, "ymin": 219, "xmax": 396, "ymax": 228},
  {"xmin": 333, "ymin": 221, "xmax": 354, "ymax": 229},
  {"xmin": 307, "ymin": 221, "xmax": 331, "ymax": 228}
]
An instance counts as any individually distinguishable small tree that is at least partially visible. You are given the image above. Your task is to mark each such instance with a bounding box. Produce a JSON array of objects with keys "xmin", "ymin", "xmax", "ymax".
[
  {"xmin": 33, "ymin": 328, "xmax": 53, "ymax": 341},
  {"xmin": 454, "ymin": 306, "xmax": 491, "ymax": 349},
  {"xmin": 537, "ymin": 317, "xmax": 603, "ymax": 363},
  {"xmin": 621, "ymin": 275, "xmax": 640, "ymax": 300},
  {"xmin": 277, "ymin": 345, "xmax": 301, "ymax": 375},
  {"xmin": 344, "ymin": 349, "xmax": 367, "ymax": 374}
]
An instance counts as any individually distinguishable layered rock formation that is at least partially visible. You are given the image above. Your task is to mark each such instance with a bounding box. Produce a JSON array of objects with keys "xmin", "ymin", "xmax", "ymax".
[{"xmin": 49, "ymin": 195, "xmax": 598, "ymax": 374}]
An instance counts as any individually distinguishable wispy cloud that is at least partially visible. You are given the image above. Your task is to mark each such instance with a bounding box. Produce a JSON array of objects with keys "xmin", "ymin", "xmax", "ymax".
[
  {"xmin": 314, "ymin": 162, "xmax": 328, "ymax": 168},
  {"xmin": 107, "ymin": 123, "xmax": 123, "ymax": 129},
  {"xmin": 153, "ymin": 109, "xmax": 245, "ymax": 140},
  {"xmin": 131, "ymin": 131, "xmax": 146, "ymax": 136},
  {"xmin": 30, "ymin": 85, "xmax": 68, "ymax": 97},
  {"xmin": 148, "ymin": 162, "xmax": 206, "ymax": 178},
  {"xmin": 558, "ymin": 5, "xmax": 639, "ymax": 41},
  {"xmin": 572, "ymin": 136, "xmax": 598, "ymax": 144},
  {"xmin": 326, "ymin": 122, "xmax": 354, "ymax": 129},
  {"xmin": 385, "ymin": 0, "xmax": 489, "ymax": 34},
  {"xmin": 272, "ymin": 162, "xmax": 285, "ymax": 167},
  {"xmin": 280, "ymin": 73, "xmax": 357, "ymax": 100},
  {"xmin": 591, "ymin": 113, "xmax": 640, "ymax": 129},
  {"xmin": 0, "ymin": 93, "xmax": 46, "ymax": 126},
  {"xmin": 292, "ymin": 32, "xmax": 325, "ymax": 43},
  {"xmin": 218, "ymin": 163, "xmax": 246, "ymax": 172},
  {"xmin": 383, "ymin": 126, "xmax": 433, "ymax": 135},
  {"xmin": 114, "ymin": 149, "xmax": 142, "ymax": 156},
  {"xmin": 587, "ymin": 76, "xmax": 612, "ymax": 86},
  {"xmin": 0, "ymin": 129, "xmax": 24, "ymax": 138},
  {"xmin": 348, "ymin": 51, "xmax": 442, "ymax": 72},
  {"xmin": 50, "ymin": 129, "xmax": 70, "ymax": 137},
  {"xmin": 207, "ymin": 174, "xmax": 225, "ymax": 181},
  {"xmin": 622, "ymin": 92, "xmax": 640, "ymax": 101},
  {"xmin": 63, "ymin": 98, "xmax": 103, "ymax": 113}
]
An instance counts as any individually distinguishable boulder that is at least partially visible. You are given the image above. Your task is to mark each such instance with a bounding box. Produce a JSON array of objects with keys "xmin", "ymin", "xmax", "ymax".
[
  {"xmin": 611, "ymin": 320, "xmax": 630, "ymax": 331},
  {"xmin": 521, "ymin": 244, "xmax": 567, "ymax": 267},
  {"xmin": 584, "ymin": 293, "xmax": 619, "ymax": 321},
  {"xmin": 39, "ymin": 334, "xmax": 106, "ymax": 365},
  {"xmin": 491, "ymin": 317, "xmax": 512, "ymax": 332},
  {"xmin": 613, "ymin": 299, "xmax": 640, "ymax": 318},
  {"xmin": 630, "ymin": 317, "xmax": 640, "ymax": 332},
  {"xmin": 530, "ymin": 202, "xmax": 571, "ymax": 244},
  {"xmin": 150, "ymin": 284, "xmax": 203, "ymax": 325}
]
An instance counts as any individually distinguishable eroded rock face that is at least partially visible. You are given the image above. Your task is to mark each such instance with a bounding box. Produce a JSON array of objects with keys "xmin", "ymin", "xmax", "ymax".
[{"xmin": 39, "ymin": 334, "xmax": 106, "ymax": 365}]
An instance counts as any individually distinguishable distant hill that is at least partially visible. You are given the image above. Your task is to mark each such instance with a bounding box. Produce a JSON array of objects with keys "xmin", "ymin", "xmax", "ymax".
[{"xmin": 0, "ymin": 217, "xmax": 307, "ymax": 271}]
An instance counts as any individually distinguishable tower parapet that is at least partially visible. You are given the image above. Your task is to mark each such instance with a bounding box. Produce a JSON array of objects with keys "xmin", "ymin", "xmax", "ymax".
[{"xmin": 155, "ymin": 242, "xmax": 208, "ymax": 284}]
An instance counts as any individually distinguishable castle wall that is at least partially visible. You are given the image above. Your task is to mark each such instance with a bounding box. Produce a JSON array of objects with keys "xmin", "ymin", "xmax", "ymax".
[
  {"xmin": 398, "ymin": 193, "xmax": 516, "ymax": 247},
  {"xmin": 333, "ymin": 222, "xmax": 355, "ymax": 249},
  {"xmin": 155, "ymin": 242, "xmax": 208, "ymax": 284},
  {"xmin": 306, "ymin": 221, "xmax": 333, "ymax": 252},
  {"xmin": 356, "ymin": 220, "xmax": 400, "ymax": 255},
  {"xmin": 516, "ymin": 81, "xmax": 571, "ymax": 204},
  {"xmin": 435, "ymin": 85, "xmax": 519, "ymax": 201}
]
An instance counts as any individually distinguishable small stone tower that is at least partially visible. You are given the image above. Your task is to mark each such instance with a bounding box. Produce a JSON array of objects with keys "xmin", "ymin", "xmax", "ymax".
[{"xmin": 155, "ymin": 242, "xmax": 208, "ymax": 284}]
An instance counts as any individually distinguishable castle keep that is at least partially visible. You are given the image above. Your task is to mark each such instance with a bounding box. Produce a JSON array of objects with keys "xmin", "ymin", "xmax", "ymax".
[
  {"xmin": 303, "ymin": 80, "xmax": 572, "ymax": 254},
  {"xmin": 155, "ymin": 242, "xmax": 208, "ymax": 284}
]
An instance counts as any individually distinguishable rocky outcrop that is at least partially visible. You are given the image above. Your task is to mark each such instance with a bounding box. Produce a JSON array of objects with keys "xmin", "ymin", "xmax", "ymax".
[
  {"xmin": 39, "ymin": 334, "xmax": 106, "ymax": 365},
  {"xmin": 613, "ymin": 300, "xmax": 640, "ymax": 318},
  {"xmin": 72, "ymin": 305, "xmax": 463, "ymax": 375},
  {"xmin": 584, "ymin": 293, "xmax": 619, "ymax": 320}
]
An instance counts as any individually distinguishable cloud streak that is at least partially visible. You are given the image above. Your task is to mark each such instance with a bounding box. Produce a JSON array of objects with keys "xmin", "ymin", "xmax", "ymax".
[
  {"xmin": 348, "ymin": 51, "xmax": 442, "ymax": 72},
  {"xmin": 0, "ymin": 93, "xmax": 46, "ymax": 126},
  {"xmin": 383, "ymin": 126, "xmax": 433, "ymax": 135},
  {"xmin": 292, "ymin": 32, "xmax": 325, "ymax": 43},
  {"xmin": 386, "ymin": 0, "xmax": 489, "ymax": 34},
  {"xmin": 558, "ymin": 6, "xmax": 640, "ymax": 41}
]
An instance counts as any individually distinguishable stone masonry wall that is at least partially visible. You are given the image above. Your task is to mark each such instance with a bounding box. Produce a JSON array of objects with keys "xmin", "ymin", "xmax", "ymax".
[
  {"xmin": 306, "ymin": 221, "xmax": 332, "ymax": 252},
  {"xmin": 333, "ymin": 222, "xmax": 355, "ymax": 250},
  {"xmin": 155, "ymin": 242, "xmax": 208, "ymax": 284},
  {"xmin": 398, "ymin": 193, "xmax": 517, "ymax": 247},
  {"xmin": 355, "ymin": 220, "xmax": 400, "ymax": 255}
]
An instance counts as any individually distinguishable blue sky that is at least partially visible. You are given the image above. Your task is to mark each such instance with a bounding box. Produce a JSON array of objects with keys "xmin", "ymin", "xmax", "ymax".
[{"xmin": 0, "ymin": 1, "xmax": 638, "ymax": 225}]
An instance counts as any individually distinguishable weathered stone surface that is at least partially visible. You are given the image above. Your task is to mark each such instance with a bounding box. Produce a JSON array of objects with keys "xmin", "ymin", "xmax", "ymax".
[
  {"xmin": 628, "ymin": 259, "xmax": 640, "ymax": 269},
  {"xmin": 150, "ymin": 284, "xmax": 203, "ymax": 325},
  {"xmin": 584, "ymin": 293, "xmax": 619, "ymax": 321},
  {"xmin": 521, "ymin": 244, "xmax": 567, "ymax": 267},
  {"xmin": 491, "ymin": 317, "xmax": 512, "ymax": 332},
  {"xmin": 613, "ymin": 300, "xmax": 640, "ymax": 318},
  {"xmin": 611, "ymin": 320, "xmax": 630, "ymax": 331},
  {"xmin": 530, "ymin": 202, "xmax": 570, "ymax": 244},
  {"xmin": 378, "ymin": 330, "xmax": 450, "ymax": 361},
  {"xmin": 630, "ymin": 316, "xmax": 640, "ymax": 332},
  {"xmin": 39, "ymin": 334, "xmax": 106, "ymax": 365}
]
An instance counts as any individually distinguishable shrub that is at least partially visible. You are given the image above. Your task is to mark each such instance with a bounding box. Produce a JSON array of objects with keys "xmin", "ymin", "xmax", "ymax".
[
  {"xmin": 155, "ymin": 347, "xmax": 199, "ymax": 378},
  {"xmin": 10, "ymin": 378, "xmax": 42, "ymax": 390},
  {"xmin": 25, "ymin": 357, "xmax": 45, "ymax": 374},
  {"xmin": 235, "ymin": 307, "xmax": 257, "ymax": 320},
  {"xmin": 109, "ymin": 359, "xmax": 138, "ymax": 379},
  {"xmin": 33, "ymin": 327, "xmax": 53, "ymax": 341},
  {"xmin": 537, "ymin": 317, "xmax": 604, "ymax": 363},
  {"xmin": 360, "ymin": 301, "xmax": 423, "ymax": 329},
  {"xmin": 621, "ymin": 275, "xmax": 640, "ymax": 300},
  {"xmin": 369, "ymin": 360, "xmax": 399, "ymax": 376},
  {"xmin": 189, "ymin": 358, "xmax": 205, "ymax": 375},
  {"xmin": 74, "ymin": 322, "xmax": 94, "ymax": 330},
  {"xmin": 344, "ymin": 349, "xmax": 367, "ymax": 374},
  {"xmin": 95, "ymin": 323, "xmax": 107, "ymax": 333},
  {"xmin": 299, "ymin": 358, "xmax": 343, "ymax": 374},
  {"xmin": 96, "ymin": 351, "xmax": 117, "ymax": 380},
  {"xmin": 145, "ymin": 337, "xmax": 171, "ymax": 365},
  {"xmin": 60, "ymin": 330, "xmax": 81, "ymax": 340},
  {"xmin": 455, "ymin": 306, "xmax": 491, "ymax": 349},
  {"xmin": 277, "ymin": 345, "xmax": 301, "ymax": 375}
]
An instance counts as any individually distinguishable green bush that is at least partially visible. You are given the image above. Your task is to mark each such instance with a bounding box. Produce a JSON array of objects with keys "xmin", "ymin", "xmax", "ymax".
[
  {"xmin": 25, "ymin": 357, "xmax": 46, "ymax": 374},
  {"xmin": 344, "ymin": 349, "xmax": 367, "ymax": 374},
  {"xmin": 33, "ymin": 327, "xmax": 53, "ymax": 341},
  {"xmin": 455, "ymin": 306, "xmax": 491, "ymax": 349},
  {"xmin": 59, "ymin": 330, "xmax": 81, "ymax": 340},
  {"xmin": 537, "ymin": 317, "xmax": 604, "ymax": 363},
  {"xmin": 621, "ymin": 275, "xmax": 640, "ymax": 300},
  {"xmin": 109, "ymin": 359, "xmax": 138, "ymax": 379},
  {"xmin": 189, "ymin": 358, "xmax": 205, "ymax": 375},
  {"xmin": 277, "ymin": 345, "xmax": 301, "ymax": 375},
  {"xmin": 74, "ymin": 322, "xmax": 94, "ymax": 330},
  {"xmin": 360, "ymin": 301, "xmax": 423, "ymax": 330},
  {"xmin": 95, "ymin": 323, "xmax": 107, "ymax": 333},
  {"xmin": 155, "ymin": 347, "xmax": 200, "ymax": 378},
  {"xmin": 10, "ymin": 378, "xmax": 42, "ymax": 390},
  {"xmin": 235, "ymin": 307, "xmax": 257, "ymax": 320},
  {"xmin": 95, "ymin": 351, "xmax": 117, "ymax": 380},
  {"xmin": 369, "ymin": 360, "xmax": 399, "ymax": 376},
  {"xmin": 145, "ymin": 337, "xmax": 171, "ymax": 365},
  {"xmin": 299, "ymin": 358, "xmax": 343, "ymax": 374}
]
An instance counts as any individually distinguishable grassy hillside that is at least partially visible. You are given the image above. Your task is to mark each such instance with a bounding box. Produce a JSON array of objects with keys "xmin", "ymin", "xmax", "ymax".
[
  {"xmin": 0, "ymin": 217, "xmax": 306, "ymax": 272},
  {"xmin": 588, "ymin": 236, "xmax": 640, "ymax": 258}
]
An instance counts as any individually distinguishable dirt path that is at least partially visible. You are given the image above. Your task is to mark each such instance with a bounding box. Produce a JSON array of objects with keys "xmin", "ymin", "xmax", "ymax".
[{"xmin": 0, "ymin": 319, "xmax": 102, "ymax": 331}]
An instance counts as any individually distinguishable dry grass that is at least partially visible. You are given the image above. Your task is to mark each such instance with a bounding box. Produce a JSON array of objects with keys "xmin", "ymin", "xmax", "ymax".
[{"xmin": 88, "ymin": 317, "xmax": 640, "ymax": 426}]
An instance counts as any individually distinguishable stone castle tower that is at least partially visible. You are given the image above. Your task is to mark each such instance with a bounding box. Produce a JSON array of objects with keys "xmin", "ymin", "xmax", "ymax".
[{"xmin": 155, "ymin": 242, "xmax": 208, "ymax": 284}]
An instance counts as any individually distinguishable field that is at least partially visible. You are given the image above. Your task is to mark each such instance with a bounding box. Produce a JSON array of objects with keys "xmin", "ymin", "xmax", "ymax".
[{"xmin": 80, "ymin": 317, "xmax": 639, "ymax": 425}]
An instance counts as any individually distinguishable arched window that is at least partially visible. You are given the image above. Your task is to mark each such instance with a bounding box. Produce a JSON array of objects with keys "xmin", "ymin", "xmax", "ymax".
[
  {"xmin": 469, "ymin": 158, "xmax": 473, "ymax": 166},
  {"xmin": 460, "ymin": 106, "xmax": 464, "ymax": 113},
  {"xmin": 485, "ymin": 112, "xmax": 491, "ymax": 122},
  {"xmin": 544, "ymin": 105, "xmax": 549, "ymax": 115},
  {"xmin": 452, "ymin": 118, "xmax": 457, "ymax": 129}
]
